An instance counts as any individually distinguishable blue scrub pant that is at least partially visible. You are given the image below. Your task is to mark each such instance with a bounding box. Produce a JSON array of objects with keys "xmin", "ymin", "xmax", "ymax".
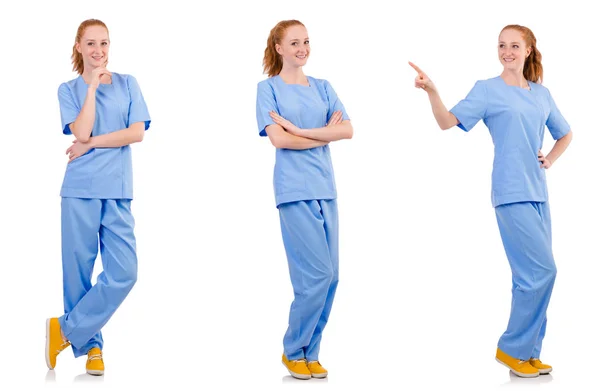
[
  {"xmin": 59, "ymin": 198, "xmax": 138, "ymax": 357},
  {"xmin": 495, "ymin": 201, "xmax": 556, "ymax": 360},
  {"xmin": 279, "ymin": 199, "xmax": 339, "ymax": 362}
]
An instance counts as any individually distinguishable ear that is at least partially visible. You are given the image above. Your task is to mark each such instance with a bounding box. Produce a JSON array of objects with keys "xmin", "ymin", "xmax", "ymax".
[
  {"xmin": 275, "ymin": 44, "xmax": 283, "ymax": 55},
  {"xmin": 75, "ymin": 41, "xmax": 82, "ymax": 54},
  {"xmin": 526, "ymin": 46, "xmax": 532, "ymax": 57}
]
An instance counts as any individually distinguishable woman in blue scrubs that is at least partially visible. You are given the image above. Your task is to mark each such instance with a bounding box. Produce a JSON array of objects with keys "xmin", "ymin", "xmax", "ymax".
[
  {"xmin": 45, "ymin": 19, "xmax": 151, "ymax": 376},
  {"xmin": 410, "ymin": 25, "xmax": 572, "ymax": 378},
  {"xmin": 256, "ymin": 20, "xmax": 353, "ymax": 380}
]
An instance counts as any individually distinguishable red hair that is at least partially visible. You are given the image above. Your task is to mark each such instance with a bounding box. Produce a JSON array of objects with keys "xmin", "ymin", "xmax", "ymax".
[
  {"xmin": 71, "ymin": 19, "xmax": 109, "ymax": 75},
  {"xmin": 263, "ymin": 20, "xmax": 305, "ymax": 77},
  {"xmin": 501, "ymin": 24, "xmax": 543, "ymax": 83}
]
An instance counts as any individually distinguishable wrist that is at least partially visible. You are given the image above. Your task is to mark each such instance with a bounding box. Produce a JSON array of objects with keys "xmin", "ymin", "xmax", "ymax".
[{"xmin": 88, "ymin": 137, "xmax": 97, "ymax": 148}]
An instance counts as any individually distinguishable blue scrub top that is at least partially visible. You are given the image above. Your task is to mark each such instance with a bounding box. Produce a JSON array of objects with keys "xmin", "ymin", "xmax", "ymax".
[
  {"xmin": 57, "ymin": 73, "xmax": 151, "ymax": 199},
  {"xmin": 256, "ymin": 75, "xmax": 350, "ymax": 207},
  {"xmin": 450, "ymin": 76, "xmax": 570, "ymax": 207}
]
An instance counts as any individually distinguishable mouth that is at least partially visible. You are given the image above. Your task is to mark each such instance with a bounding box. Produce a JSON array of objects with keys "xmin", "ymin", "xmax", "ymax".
[
  {"xmin": 296, "ymin": 54, "xmax": 307, "ymax": 59},
  {"xmin": 503, "ymin": 58, "xmax": 515, "ymax": 63},
  {"xmin": 91, "ymin": 55, "xmax": 104, "ymax": 61}
]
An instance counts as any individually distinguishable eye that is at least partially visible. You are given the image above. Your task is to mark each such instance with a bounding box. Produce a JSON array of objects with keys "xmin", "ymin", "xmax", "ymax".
[
  {"xmin": 304, "ymin": 40, "xmax": 309, "ymax": 45},
  {"xmin": 101, "ymin": 42, "xmax": 108, "ymax": 46},
  {"xmin": 512, "ymin": 45, "xmax": 519, "ymax": 49},
  {"xmin": 291, "ymin": 42, "xmax": 297, "ymax": 46},
  {"xmin": 87, "ymin": 42, "xmax": 94, "ymax": 46},
  {"xmin": 499, "ymin": 44, "xmax": 505, "ymax": 48}
]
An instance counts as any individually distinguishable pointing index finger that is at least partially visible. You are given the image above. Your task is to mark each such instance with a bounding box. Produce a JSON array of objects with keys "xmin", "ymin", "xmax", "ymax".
[{"xmin": 408, "ymin": 61, "xmax": 424, "ymax": 76}]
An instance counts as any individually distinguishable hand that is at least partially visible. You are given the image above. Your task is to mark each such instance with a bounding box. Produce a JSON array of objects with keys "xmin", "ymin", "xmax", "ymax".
[
  {"xmin": 270, "ymin": 111, "xmax": 301, "ymax": 135},
  {"xmin": 538, "ymin": 150, "xmax": 552, "ymax": 169},
  {"xmin": 89, "ymin": 66, "xmax": 112, "ymax": 89},
  {"xmin": 327, "ymin": 111, "xmax": 343, "ymax": 127},
  {"xmin": 66, "ymin": 139, "xmax": 93, "ymax": 163},
  {"xmin": 409, "ymin": 61, "xmax": 436, "ymax": 92}
]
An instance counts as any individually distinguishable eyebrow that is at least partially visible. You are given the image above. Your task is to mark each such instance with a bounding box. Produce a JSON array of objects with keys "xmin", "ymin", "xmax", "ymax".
[
  {"xmin": 289, "ymin": 38, "xmax": 309, "ymax": 42},
  {"xmin": 498, "ymin": 41, "xmax": 522, "ymax": 44},
  {"xmin": 84, "ymin": 39, "xmax": 109, "ymax": 42}
]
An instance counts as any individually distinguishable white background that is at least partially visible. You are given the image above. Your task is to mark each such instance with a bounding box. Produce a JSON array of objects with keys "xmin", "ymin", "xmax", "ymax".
[{"xmin": 0, "ymin": 0, "xmax": 597, "ymax": 390}]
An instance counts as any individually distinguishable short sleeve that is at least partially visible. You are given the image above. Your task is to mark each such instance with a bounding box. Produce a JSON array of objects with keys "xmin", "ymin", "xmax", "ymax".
[
  {"xmin": 450, "ymin": 81, "xmax": 487, "ymax": 132},
  {"xmin": 127, "ymin": 75, "xmax": 151, "ymax": 130},
  {"xmin": 256, "ymin": 81, "xmax": 278, "ymax": 137},
  {"xmin": 546, "ymin": 89, "xmax": 570, "ymax": 140},
  {"xmin": 324, "ymin": 80, "xmax": 350, "ymax": 121},
  {"xmin": 58, "ymin": 83, "xmax": 79, "ymax": 135}
]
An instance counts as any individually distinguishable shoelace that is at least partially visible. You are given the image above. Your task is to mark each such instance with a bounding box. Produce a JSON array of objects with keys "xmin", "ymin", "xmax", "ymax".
[
  {"xmin": 56, "ymin": 340, "xmax": 69, "ymax": 354},
  {"xmin": 88, "ymin": 353, "xmax": 103, "ymax": 361},
  {"xmin": 291, "ymin": 358, "xmax": 307, "ymax": 365}
]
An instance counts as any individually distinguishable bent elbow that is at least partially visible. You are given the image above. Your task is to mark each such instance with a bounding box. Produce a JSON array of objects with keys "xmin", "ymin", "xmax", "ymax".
[
  {"xmin": 346, "ymin": 128, "xmax": 354, "ymax": 139},
  {"xmin": 135, "ymin": 129, "xmax": 145, "ymax": 143},
  {"xmin": 268, "ymin": 134, "xmax": 285, "ymax": 149},
  {"xmin": 77, "ymin": 134, "xmax": 90, "ymax": 143}
]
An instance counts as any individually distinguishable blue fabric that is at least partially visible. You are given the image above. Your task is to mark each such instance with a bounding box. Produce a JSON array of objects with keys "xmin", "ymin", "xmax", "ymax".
[
  {"xmin": 59, "ymin": 197, "xmax": 137, "ymax": 357},
  {"xmin": 256, "ymin": 75, "xmax": 349, "ymax": 207},
  {"xmin": 279, "ymin": 199, "xmax": 339, "ymax": 361},
  {"xmin": 450, "ymin": 77, "xmax": 570, "ymax": 207},
  {"xmin": 57, "ymin": 73, "xmax": 151, "ymax": 199},
  {"xmin": 495, "ymin": 201, "xmax": 556, "ymax": 359}
]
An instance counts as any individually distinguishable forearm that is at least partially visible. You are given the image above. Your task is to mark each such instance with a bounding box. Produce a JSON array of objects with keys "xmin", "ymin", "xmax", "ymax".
[
  {"xmin": 294, "ymin": 121, "xmax": 353, "ymax": 142},
  {"xmin": 71, "ymin": 86, "xmax": 97, "ymax": 142},
  {"xmin": 546, "ymin": 130, "xmax": 573, "ymax": 164},
  {"xmin": 89, "ymin": 124, "xmax": 145, "ymax": 148},
  {"xmin": 271, "ymin": 131, "xmax": 328, "ymax": 150},
  {"xmin": 427, "ymin": 89, "xmax": 458, "ymax": 130}
]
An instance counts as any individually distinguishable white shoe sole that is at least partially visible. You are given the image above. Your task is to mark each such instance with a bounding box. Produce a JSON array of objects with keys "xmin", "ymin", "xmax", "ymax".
[
  {"xmin": 311, "ymin": 372, "xmax": 328, "ymax": 379},
  {"xmin": 45, "ymin": 318, "xmax": 53, "ymax": 370},
  {"xmin": 495, "ymin": 358, "xmax": 539, "ymax": 378},
  {"xmin": 86, "ymin": 369, "xmax": 104, "ymax": 376},
  {"xmin": 282, "ymin": 361, "xmax": 311, "ymax": 380},
  {"xmin": 538, "ymin": 367, "xmax": 552, "ymax": 375}
]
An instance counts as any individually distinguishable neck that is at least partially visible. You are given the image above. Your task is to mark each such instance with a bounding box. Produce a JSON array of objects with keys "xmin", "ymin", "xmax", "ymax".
[
  {"xmin": 501, "ymin": 69, "xmax": 528, "ymax": 88},
  {"xmin": 278, "ymin": 66, "xmax": 307, "ymax": 85}
]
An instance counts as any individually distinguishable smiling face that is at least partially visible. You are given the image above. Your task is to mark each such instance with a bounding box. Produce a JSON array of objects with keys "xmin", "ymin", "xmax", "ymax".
[
  {"xmin": 275, "ymin": 24, "xmax": 310, "ymax": 69},
  {"xmin": 76, "ymin": 25, "xmax": 110, "ymax": 70},
  {"xmin": 498, "ymin": 28, "xmax": 531, "ymax": 72}
]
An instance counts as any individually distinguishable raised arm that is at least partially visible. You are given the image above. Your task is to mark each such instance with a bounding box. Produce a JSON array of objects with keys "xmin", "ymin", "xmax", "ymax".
[
  {"xmin": 409, "ymin": 61, "xmax": 458, "ymax": 130},
  {"xmin": 68, "ymin": 67, "xmax": 112, "ymax": 142}
]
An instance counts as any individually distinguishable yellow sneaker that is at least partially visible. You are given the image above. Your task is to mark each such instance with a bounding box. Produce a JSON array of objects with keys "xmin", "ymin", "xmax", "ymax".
[
  {"xmin": 530, "ymin": 358, "xmax": 552, "ymax": 374},
  {"xmin": 282, "ymin": 354, "xmax": 311, "ymax": 380},
  {"xmin": 86, "ymin": 347, "xmax": 104, "ymax": 376},
  {"xmin": 307, "ymin": 361, "xmax": 328, "ymax": 378},
  {"xmin": 495, "ymin": 348, "xmax": 539, "ymax": 378},
  {"xmin": 45, "ymin": 318, "xmax": 70, "ymax": 370}
]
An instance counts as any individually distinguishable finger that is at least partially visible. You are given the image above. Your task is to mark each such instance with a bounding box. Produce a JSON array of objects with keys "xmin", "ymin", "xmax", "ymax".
[
  {"xmin": 332, "ymin": 111, "xmax": 342, "ymax": 124},
  {"xmin": 408, "ymin": 61, "xmax": 424, "ymax": 76}
]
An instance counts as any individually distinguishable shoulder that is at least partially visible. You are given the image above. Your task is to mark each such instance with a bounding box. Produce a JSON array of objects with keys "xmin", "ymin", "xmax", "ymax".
[
  {"xmin": 529, "ymin": 81, "xmax": 549, "ymax": 94},
  {"xmin": 58, "ymin": 76, "xmax": 79, "ymax": 93},
  {"xmin": 476, "ymin": 77, "xmax": 499, "ymax": 87},
  {"xmin": 308, "ymin": 76, "xmax": 330, "ymax": 88},
  {"xmin": 112, "ymin": 72, "xmax": 136, "ymax": 84},
  {"xmin": 257, "ymin": 77, "xmax": 277, "ymax": 94}
]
